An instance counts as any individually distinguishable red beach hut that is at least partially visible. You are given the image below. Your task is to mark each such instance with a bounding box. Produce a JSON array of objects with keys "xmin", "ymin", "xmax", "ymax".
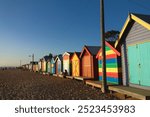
[{"xmin": 80, "ymin": 46, "xmax": 100, "ymax": 79}]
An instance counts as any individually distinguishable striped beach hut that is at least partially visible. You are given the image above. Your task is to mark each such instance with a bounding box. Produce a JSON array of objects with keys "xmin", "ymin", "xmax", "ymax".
[
  {"xmin": 115, "ymin": 13, "xmax": 150, "ymax": 89},
  {"xmin": 80, "ymin": 46, "xmax": 100, "ymax": 79},
  {"xmin": 96, "ymin": 41, "xmax": 121, "ymax": 84},
  {"xmin": 71, "ymin": 52, "xmax": 81, "ymax": 77},
  {"xmin": 55, "ymin": 55, "xmax": 63, "ymax": 75},
  {"xmin": 63, "ymin": 52, "xmax": 74, "ymax": 76}
]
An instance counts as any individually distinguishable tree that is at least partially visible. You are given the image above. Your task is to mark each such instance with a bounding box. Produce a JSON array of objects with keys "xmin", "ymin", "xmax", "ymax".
[{"xmin": 105, "ymin": 30, "xmax": 120, "ymax": 42}]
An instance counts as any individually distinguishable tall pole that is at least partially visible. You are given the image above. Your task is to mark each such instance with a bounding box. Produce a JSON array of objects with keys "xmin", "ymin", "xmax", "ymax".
[
  {"xmin": 32, "ymin": 54, "xmax": 34, "ymax": 71},
  {"xmin": 100, "ymin": 0, "xmax": 107, "ymax": 93},
  {"xmin": 32, "ymin": 54, "xmax": 34, "ymax": 62}
]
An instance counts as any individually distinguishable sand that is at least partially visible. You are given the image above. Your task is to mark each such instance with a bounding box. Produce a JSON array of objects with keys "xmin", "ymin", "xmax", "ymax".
[{"xmin": 0, "ymin": 69, "xmax": 118, "ymax": 100}]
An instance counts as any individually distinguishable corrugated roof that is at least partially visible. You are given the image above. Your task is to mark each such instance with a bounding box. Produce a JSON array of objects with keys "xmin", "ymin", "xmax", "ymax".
[
  {"xmin": 115, "ymin": 13, "xmax": 150, "ymax": 47},
  {"xmin": 133, "ymin": 13, "xmax": 150, "ymax": 24}
]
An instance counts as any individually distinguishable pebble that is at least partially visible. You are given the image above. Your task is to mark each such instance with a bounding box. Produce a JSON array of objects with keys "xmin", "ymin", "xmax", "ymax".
[{"xmin": 0, "ymin": 69, "xmax": 118, "ymax": 100}]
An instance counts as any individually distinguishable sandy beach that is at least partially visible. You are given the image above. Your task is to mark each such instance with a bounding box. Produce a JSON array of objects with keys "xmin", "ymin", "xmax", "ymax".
[{"xmin": 0, "ymin": 69, "xmax": 118, "ymax": 100}]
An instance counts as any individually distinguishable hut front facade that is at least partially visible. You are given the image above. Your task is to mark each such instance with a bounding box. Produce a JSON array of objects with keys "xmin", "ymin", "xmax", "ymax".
[
  {"xmin": 50, "ymin": 57, "xmax": 56, "ymax": 74},
  {"xmin": 55, "ymin": 55, "xmax": 63, "ymax": 75},
  {"xmin": 33, "ymin": 62, "xmax": 38, "ymax": 72},
  {"xmin": 46, "ymin": 59, "xmax": 51, "ymax": 74},
  {"xmin": 96, "ymin": 41, "xmax": 122, "ymax": 84},
  {"xmin": 41, "ymin": 58, "xmax": 46, "ymax": 72},
  {"xmin": 63, "ymin": 52, "xmax": 74, "ymax": 76},
  {"xmin": 25, "ymin": 64, "xmax": 29, "ymax": 70},
  {"xmin": 41, "ymin": 56, "xmax": 49, "ymax": 73},
  {"xmin": 29, "ymin": 62, "xmax": 33, "ymax": 71},
  {"xmin": 80, "ymin": 46, "xmax": 100, "ymax": 79},
  {"xmin": 115, "ymin": 13, "xmax": 150, "ymax": 89},
  {"xmin": 71, "ymin": 52, "xmax": 81, "ymax": 77}
]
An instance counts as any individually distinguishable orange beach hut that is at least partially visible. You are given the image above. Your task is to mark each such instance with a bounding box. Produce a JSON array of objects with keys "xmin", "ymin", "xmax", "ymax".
[
  {"xmin": 80, "ymin": 46, "xmax": 100, "ymax": 79},
  {"xmin": 71, "ymin": 52, "xmax": 81, "ymax": 77}
]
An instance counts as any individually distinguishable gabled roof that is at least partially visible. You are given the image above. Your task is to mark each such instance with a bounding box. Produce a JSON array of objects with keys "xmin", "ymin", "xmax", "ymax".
[
  {"xmin": 115, "ymin": 13, "xmax": 150, "ymax": 47},
  {"xmin": 80, "ymin": 45, "xmax": 100, "ymax": 58},
  {"xmin": 33, "ymin": 61, "xmax": 38, "ymax": 65},
  {"xmin": 54, "ymin": 54, "xmax": 63, "ymax": 62},
  {"xmin": 74, "ymin": 52, "xmax": 81, "ymax": 57},
  {"xmin": 71, "ymin": 52, "xmax": 81, "ymax": 60},
  {"xmin": 50, "ymin": 56, "xmax": 56, "ymax": 63},
  {"xmin": 42, "ymin": 55, "xmax": 50, "ymax": 61},
  {"xmin": 42, "ymin": 55, "xmax": 53, "ymax": 62},
  {"xmin": 63, "ymin": 52, "xmax": 74, "ymax": 57},
  {"xmin": 96, "ymin": 41, "xmax": 120, "ymax": 58},
  {"xmin": 30, "ymin": 61, "xmax": 38, "ymax": 65}
]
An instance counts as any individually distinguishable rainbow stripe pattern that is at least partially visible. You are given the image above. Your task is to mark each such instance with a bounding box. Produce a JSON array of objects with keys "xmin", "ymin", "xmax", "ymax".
[{"xmin": 96, "ymin": 41, "xmax": 122, "ymax": 84}]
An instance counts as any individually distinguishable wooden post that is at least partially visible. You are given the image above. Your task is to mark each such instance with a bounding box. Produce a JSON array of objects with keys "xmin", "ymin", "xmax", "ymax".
[
  {"xmin": 100, "ymin": 0, "xmax": 107, "ymax": 93},
  {"xmin": 32, "ymin": 54, "xmax": 34, "ymax": 62}
]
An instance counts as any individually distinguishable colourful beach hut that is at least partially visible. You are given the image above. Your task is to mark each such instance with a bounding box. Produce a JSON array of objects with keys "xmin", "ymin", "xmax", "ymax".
[
  {"xmin": 96, "ymin": 41, "xmax": 121, "ymax": 84},
  {"xmin": 46, "ymin": 59, "xmax": 51, "ymax": 74},
  {"xmin": 38, "ymin": 59, "xmax": 42, "ymax": 72},
  {"xmin": 80, "ymin": 46, "xmax": 100, "ymax": 79},
  {"xmin": 63, "ymin": 52, "xmax": 74, "ymax": 76},
  {"xmin": 115, "ymin": 13, "xmax": 150, "ymax": 89},
  {"xmin": 55, "ymin": 55, "xmax": 63, "ymax": 75},
  {"xmin": 25, "ymin": 64, "xmax": 29, "ymax": 70},
  {"xmin": 33, "ymin": 62, "xmax": 38, "ymax": 72},
  {"xmin": 71, "ymin": 52, "xmax": 81, "ymax": 77},
  {"xmin": 29, "ymin": 61, "xmax": 33, "ymax": 71},
  {"xmin": 41, "ymin": 56, "xmax": 49, "ymax": 73},
  {"xmin": 50, "ymin": 56, "xmax": 56, "ymax": 74}
]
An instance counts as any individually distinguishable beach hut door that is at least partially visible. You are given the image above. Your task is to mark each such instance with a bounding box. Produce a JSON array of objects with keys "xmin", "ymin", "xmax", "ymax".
[{"xmin": 127, "ymin": 42, "xmax": 150, "ymax": 87}]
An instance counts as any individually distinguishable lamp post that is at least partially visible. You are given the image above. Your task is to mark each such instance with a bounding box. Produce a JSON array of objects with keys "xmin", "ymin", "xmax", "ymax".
[
  {"xmin": 29, "ymin": 54, "xmax": 34, "ymax": 62},
  {"xmin": 100, "ymin": 0, "xmax": 107, "ymax": 93}
]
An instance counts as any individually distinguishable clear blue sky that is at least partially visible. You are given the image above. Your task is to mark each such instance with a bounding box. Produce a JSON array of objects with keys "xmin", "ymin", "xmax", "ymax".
[{"xmin": 0, "ymin": 0, "xmax": 150, "ymax": 66}]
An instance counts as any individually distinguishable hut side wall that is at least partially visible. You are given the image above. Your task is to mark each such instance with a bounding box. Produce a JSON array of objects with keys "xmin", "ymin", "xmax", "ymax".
[
  {"xmin": 38, "ymin": 61, "xmax": 41, "ymax": 72},
  {"xmin": 93, "ymin": 55, "xmax": 98, "ymax": 80},
  {"xmin": 121, "ymin": 41, "xmax": 129, "ymax": 86}
]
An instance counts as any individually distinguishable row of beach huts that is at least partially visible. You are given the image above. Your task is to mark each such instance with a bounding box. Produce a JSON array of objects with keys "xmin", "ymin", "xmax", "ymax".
[{"xmin": 22, "ymin": 13, "xmax": 150, "ymax": 99}]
